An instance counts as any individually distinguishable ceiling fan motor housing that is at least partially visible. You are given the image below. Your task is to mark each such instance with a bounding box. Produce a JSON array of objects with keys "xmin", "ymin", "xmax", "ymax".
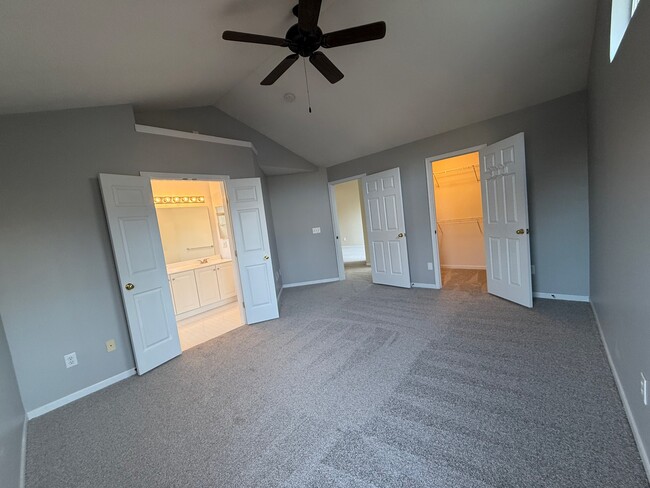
[{"xmin": 286, "ymin": 24, "xmax": 323, "ymax": 57}]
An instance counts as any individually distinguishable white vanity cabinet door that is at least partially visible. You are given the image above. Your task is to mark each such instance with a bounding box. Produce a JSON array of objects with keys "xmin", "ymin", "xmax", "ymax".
[
  {"xmin": 195, "ymin": 265, "xmax": 221, "ymax": 307},
  {"xmin": 170, "ymin": 270, "xmax": 200, "ymax": 314},
  {"xmin": 217, "ymin": 262, "xmax": 237, "ymax": 299}
]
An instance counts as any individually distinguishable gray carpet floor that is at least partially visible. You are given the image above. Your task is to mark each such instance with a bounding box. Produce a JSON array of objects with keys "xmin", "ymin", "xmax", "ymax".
[
  {"xmin": 25, "ymin": 267, "xmax": 648, "ymax": 487},
  {"xmin": 441, "ymin": 267, "xmax": 487, "ymax": 293}
]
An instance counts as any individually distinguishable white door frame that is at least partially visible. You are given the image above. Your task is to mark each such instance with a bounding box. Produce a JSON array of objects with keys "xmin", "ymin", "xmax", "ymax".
[
  {"xmin": 140, "ymin": 171, "xmax": 246, "ymax": 324},
  {"xmin": 424, "ymin": 145, "xmax": 487, "ymax": 290},
  {"xmin": 328, "ymin": 174, "xmax": 367, "ymax": 281}
]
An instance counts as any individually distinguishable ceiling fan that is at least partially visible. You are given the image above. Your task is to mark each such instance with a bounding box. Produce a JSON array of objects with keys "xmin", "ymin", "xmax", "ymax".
[{"xmin": 222, "ymin": 0, "xmax": 386, "ymax": 85}]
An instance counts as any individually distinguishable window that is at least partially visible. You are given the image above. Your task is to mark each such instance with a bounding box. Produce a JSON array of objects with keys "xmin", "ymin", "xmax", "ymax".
[{"xmin": 610, "ymin": 0, "xmax": 642, "ymax": 61}]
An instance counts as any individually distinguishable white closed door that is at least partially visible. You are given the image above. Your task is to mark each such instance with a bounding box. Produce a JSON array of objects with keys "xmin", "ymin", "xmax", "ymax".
[
  {"xmin": 227, "ymin": 178, "xmax": 279, "ymax": 324},
  {"xmin": 99, "ymin": 174, "xmax": 181, "ymax": 374},
  {"xmin": 480, "ymin": 133, "xmax": 533, "ymax": 308},
  {"xmin": 362, "ymin": 168, "xmax": 411, "ymax": 288}
]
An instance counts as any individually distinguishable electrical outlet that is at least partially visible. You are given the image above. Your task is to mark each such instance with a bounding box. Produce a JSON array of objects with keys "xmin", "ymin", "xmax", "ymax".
[
  {"xmin": 106, "ymin": 339, "xmax": 116, "ymax": 352},
  {"xmin": 427, "ymin": 262, "xmax": 433, "ymax": 271},
  {"xmin": 64, "ymin": 352, "xmax": 78, "ymax": 368},
  {"xmin": 312, "ymin": 227, "xmax": 321, "ymax": 234},
  {"xmin": 641, "ymin": 373, "xmax": 647, "ymax": 406}
]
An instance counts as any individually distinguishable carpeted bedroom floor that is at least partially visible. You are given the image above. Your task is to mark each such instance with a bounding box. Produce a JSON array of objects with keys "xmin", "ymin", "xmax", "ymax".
[{"xmin": 25, "ymin": 267, "xmax": 648, "ymax": 487}]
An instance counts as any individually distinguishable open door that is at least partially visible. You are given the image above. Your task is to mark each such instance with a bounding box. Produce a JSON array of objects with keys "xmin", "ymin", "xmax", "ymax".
[
  {"xmin": 362, "ymin": 168, "xmax": 411, "ymax": 288},
  {"xmin": 227, "ymin": 178, "xmax": 279, "ymax": 324},
  {"xmin": 99, "ymin": 174, "xmax": 181, "ymax": 374},
  {"xmin": 480, "ymin": 133, "xmax": 533, "ymax": 307}
]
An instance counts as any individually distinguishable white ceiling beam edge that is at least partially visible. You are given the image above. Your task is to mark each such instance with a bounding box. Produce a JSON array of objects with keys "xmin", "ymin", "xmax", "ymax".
[{"xmin": 134, "ymin": 124, "xmax": 258, "ymax": 155}]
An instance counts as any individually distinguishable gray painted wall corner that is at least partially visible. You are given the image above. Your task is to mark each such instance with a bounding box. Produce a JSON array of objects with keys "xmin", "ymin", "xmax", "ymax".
[
  {"xmin": 267, "ymin": 168, "xmax": 339, "ymax": 285},
  {"xmin": 588, "ymin": 0, "xmax": 650, "ymax": 477}
]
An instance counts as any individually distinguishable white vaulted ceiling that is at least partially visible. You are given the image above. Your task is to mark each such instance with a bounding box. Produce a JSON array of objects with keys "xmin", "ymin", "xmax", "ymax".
[{"xmin": 0, "ymin": 0, "xmax": 597, "ymax": 166}]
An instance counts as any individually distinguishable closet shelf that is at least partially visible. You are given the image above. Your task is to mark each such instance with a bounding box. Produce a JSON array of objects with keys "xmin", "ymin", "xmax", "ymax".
[
  {"xmin": 432, "ymin": 164, "xmax": 479, "ymax": 186},
  {"xmin": 436, "ymin": 217, "xmax": 483, "ymax": 235}
]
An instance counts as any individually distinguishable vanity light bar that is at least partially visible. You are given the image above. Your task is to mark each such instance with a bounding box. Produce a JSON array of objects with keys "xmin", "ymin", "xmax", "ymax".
[{"xmin": 154, "ymin": 196, "xmax": 206, "ymax": 204}]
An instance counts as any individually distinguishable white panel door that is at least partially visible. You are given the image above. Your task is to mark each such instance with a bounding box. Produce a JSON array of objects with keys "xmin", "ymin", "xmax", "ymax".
[
  {"xmin": 227, "ymin": 178, "xmax": 279, "ymax": 324},
  {"xmin": 99, "ymin": 174, "xmax": 181, "ymax": 374},
  {"xmin": 362, "ymin": 168, "xmax": 411, "ymax": 288},
  {"xmin": 480, "ymin": 133, "xmax": 533, "ymax": 308}
]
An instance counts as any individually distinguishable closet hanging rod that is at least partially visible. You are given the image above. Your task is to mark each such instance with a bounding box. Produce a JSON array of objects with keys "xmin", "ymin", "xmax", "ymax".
[
  {"xmin": 437, "ymin": 217, "xmax": 483, "ymax": 235},
  {"xmin": 186, "ymin": 245, "xmax": 214, "ymax": 251}
]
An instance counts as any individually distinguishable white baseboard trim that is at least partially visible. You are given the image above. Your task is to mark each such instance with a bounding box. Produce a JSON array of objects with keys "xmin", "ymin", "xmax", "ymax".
[
  {"xmin": 440, "ymin": 265, "xmax": 486, "ymax": 270},
  {"xmin": 282, "ymin": 278, "xmax": 339, "ymax": 288},
  {"xmin": 590, "ymin": 302, "xmax": 650, "ymax": 484},
  {"xmin": 27, "ymin": 368, "xmax": 136, "ymax": 420},
  {"xmin": 20, "ymin": 413, "xmax": 27, "ymax": 488},
  {"xmin": 411, "ymin": 282, "xmax": 441, "ymax": 290},
  {"xmin": 532, "ymin": 292, "xmax": 589, "ymax": 302}
]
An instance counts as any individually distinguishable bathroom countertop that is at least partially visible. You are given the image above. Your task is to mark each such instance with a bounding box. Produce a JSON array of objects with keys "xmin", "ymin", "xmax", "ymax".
[{"xmin": 166, "ymin": 256, "xmax": 232, "ymax": 275}]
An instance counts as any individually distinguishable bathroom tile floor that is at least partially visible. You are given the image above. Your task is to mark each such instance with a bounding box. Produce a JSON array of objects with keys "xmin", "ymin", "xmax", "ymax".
[{"xmin": 176, "ymin": 302, "xmax": 243, "ymax": 351}]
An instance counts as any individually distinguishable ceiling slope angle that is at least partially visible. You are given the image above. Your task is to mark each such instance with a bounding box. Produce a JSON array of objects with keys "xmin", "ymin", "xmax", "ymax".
[{"xmin": 216, "ymin": 0, "xmax": 598, "ymax": 167}]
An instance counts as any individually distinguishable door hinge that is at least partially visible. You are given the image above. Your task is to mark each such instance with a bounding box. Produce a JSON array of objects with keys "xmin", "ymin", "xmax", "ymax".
[
  {"xmin": 242, "ymin": 301, "xmax": 245, "ymax": 309},
  {"xmin": 234, "ymin": 250, "xmax": 238, "ymax": 257}
]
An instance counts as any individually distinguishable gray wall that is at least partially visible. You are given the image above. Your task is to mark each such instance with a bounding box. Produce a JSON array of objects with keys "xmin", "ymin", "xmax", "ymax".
[
  {"xmin": 0, "ymin": 315, "xmax": 25, "ymax": 488},
  {"xmin": 135, "ymin": 106, "xmax": 317, "ymax": 175},
  {"xmin": 328, "ymin": 92, "xmax": 590, "ymax": 295},
  {"xmin": 0, "ymin": 105, "xmax": 276, "ymax": 412},
  {"xmin": 267, "ymin": 168, "xmax": 339, "ymax": 285},
  {"xmin": 588, "ymin": 0, "xmax": 650, "ymax": 466}
]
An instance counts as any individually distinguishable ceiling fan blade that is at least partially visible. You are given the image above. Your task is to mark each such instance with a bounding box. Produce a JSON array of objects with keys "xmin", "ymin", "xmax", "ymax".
[
  {"xmin": 261, "ymin": 54, "xmax": 300, "ymax": 85},
  {"xmin": 223, "ymin": 31, "xmax": 288, "ymax": 47},
  {"xmin": 321, "ymin": 21, "xmax": 386, "ymax": 48},
  {"xmin": 309, "ymin": 51, "xmax": 344, "ymax": 84},
  {"xmin": 298, "ymin": 0, "xmax": 322, "ymax": 32}
]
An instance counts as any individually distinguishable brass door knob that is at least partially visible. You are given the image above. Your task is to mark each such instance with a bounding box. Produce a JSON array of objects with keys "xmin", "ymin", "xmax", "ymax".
[
  {"xmin": 263, "ymin": 255, "xmax": 270, "ymax": 260},
  {"xmin": 125, "ymin": 283, "xmax": 135, "ymax": 291},
  {"xmin": 397, "ymin": 233, "xmax": 405, "ymax": 238},
  {"xmin": 516, "ymin": 229, "xmax": 529, "ymax": 235}
]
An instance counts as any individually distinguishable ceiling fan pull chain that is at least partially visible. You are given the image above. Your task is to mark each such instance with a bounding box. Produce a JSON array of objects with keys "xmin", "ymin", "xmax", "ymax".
[{"xmin": 303, "ymin": 57, "xmax": 313, "ymax": 114}]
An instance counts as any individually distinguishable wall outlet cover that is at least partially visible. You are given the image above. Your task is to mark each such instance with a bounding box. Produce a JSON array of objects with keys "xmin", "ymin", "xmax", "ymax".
[
  {"xmin": 64, "ymin": 352, "xmax": 78, "ymax": 368},
  {"xmin": 312, "ymin": 227, "xmax": 321, "ymax": 234},
  {"xmin": 427, "ymin": 262, "xmax": 433, "ymax": 270}
]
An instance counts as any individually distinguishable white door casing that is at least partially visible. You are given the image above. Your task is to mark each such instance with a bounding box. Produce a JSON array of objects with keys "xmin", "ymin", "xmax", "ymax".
[
  {"xmin": 99, "ymin": 174, "xmax": 181, "ymax": 375},
  {"xmin": 479, "ymin": 133, "xmax": 533, "ymax": 308},
  {"xmin": 227, "ymin": 178, "xmax": 279, "ymax": 324},
  {"xmin": 362, "ymin": 168, "xmax": 411, "ymax": 288}
]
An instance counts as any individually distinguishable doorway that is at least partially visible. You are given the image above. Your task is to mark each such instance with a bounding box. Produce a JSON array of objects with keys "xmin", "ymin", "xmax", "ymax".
[
  {"xmin": 430, "ymin": 151, "xmax": 487, "ymax": 293},
  {"xmin": 150, "ymin": 178, "xmax": 244, "ymax": 351},
  {"xmin": 425, "ymin": 134, "xmax": 533, "ymax": 307},
  {"xmin": 330, "ymin": 177, "xmax": 371, "ymax": 280}
]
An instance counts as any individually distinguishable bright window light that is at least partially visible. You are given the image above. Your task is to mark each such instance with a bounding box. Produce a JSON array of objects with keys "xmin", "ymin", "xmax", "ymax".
[{"xmin": 611, "ymin": 0, "xmax": 642, "ymax": 61}]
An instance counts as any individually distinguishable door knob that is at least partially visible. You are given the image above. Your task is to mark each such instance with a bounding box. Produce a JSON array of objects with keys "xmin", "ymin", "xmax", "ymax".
[
  {"xmin": 516, "ymin": 229, "xmax": 529, "ymax": 235},
  {"xmin": 125, "ymin": 283, "xmax": 135, "ymax": 291},
  {"xmin": 397, "ymin": 233, "xmax": 405, "ymax": 238},
  {"xmin": 263, "ymin": 255, "xmax": 270, "ymax": 260}
]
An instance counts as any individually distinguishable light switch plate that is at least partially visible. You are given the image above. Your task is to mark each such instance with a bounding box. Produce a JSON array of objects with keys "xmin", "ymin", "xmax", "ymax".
[{"xmin": 312, "ymin": 227, "xmax": 321, "ymax": 234}]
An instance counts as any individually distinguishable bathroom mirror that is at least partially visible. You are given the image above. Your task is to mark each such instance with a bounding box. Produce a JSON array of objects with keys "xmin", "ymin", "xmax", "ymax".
[{"xmin": 156, "ymin": 207, "xmax": 215, "ymax": 264}]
